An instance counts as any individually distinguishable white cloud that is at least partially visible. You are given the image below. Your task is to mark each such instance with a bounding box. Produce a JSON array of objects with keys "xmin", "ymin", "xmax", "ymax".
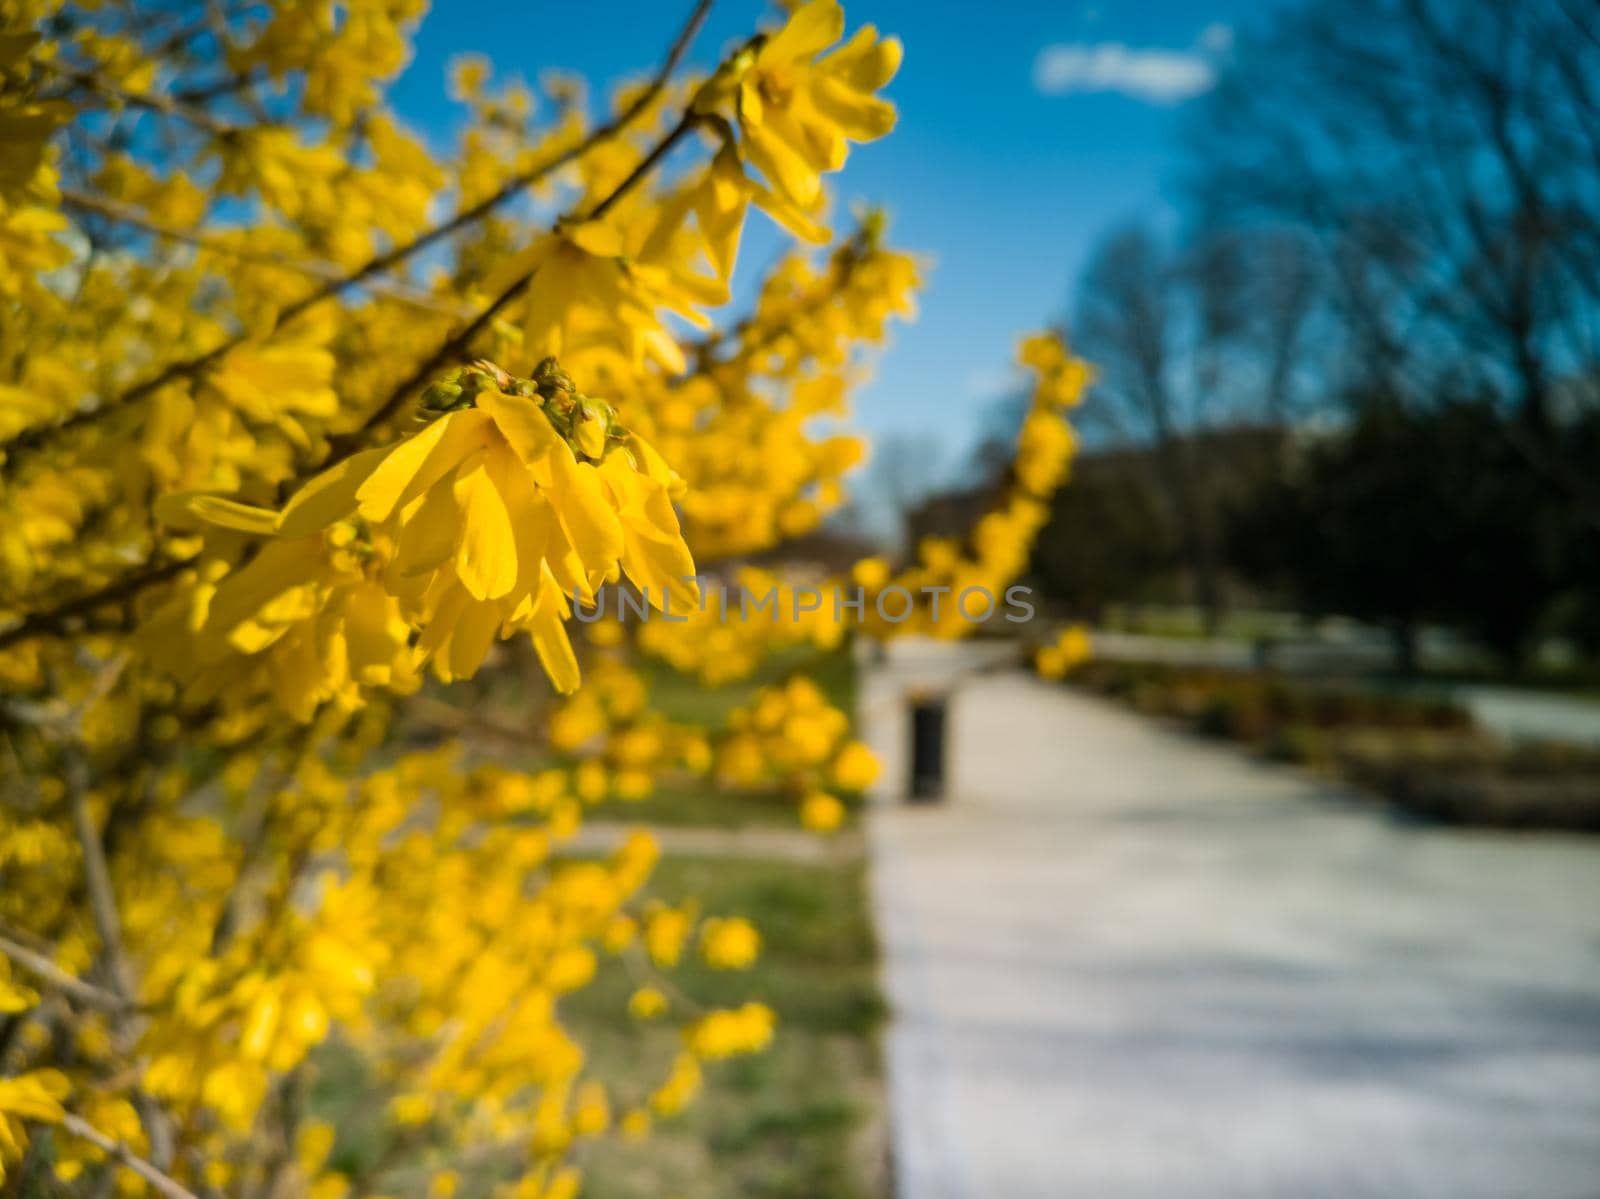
[{"xmin": 1033, "ymin": 39, "xmax": 1220, "ymax": 105}]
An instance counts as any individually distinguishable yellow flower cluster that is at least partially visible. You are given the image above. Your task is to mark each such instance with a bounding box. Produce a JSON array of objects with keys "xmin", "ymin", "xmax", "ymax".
[
  {"xmin": 635, "ymin": 566, "xmax": 850, "ymax": 685},
  {"xmin": 661, "ymin": 225, "xmax": 921, "ymax": 560},
  {"xmin": 0, "ymin": 741, "xmax": 775, "ymax": 1196},
  {"xmin": 544, "ymin": 640, "xmax": 880, "ymax": 831},
  {"xmin": 545, "ymin": 656, "xmax": 711, "ymax": 801},
  {"xmin": 683, "ymin": 1002, "xmax": 777, "ymax": 1061},
  {"xmin": 717, "ymin": 674, "xmax": 879, "ymax": 809},
  {"xmin": 699, "ymin": 916, "xmax": 762, "ymax": 970},
  {"xmin": 0, "ymin": 26, "xmax": 67, "ymax": 197},
  {"xmin": 231, "ymin": 0, "xmax": 425, "ymax": 129},
  {"xmin": 0, "ymin": 1, "xmax": 1017, "ymax": 1193},
  {"xmin": 801, "ymin": 791, "xmax": 848, "ymax": 833},
  {"xmin": 141, "ymin": 359, "xmax": 696, "ymax": 715},
  {"xmin": 849, "ymin": 331, "xmax": 1091, "ymax": 638},
  {"xmin": 698, "ymin": 0, "xmax": 899, "ymax": 229},
  {"xmin": 0, "ymin": 1069, "xmax": 67, "ymax": 1185},
  {"xmin": 636, "ymin": 331, "xmax": 1089, "ymax": 693},
  {"xmin": 0, "ymin": 20, "xmax": 69, "ymax": 329},
  {"xmin": 1035, "ymin": 624, "xmax": 1092, "ymax": 679}
]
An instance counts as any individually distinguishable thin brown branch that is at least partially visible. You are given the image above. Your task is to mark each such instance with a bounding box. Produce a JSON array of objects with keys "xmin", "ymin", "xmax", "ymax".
[
  {"xmin": 320, "ymin": 274, "xmax": 532, "ymax": 465},
  {"xmin": 0, "ymin": 0, "xmax": 721, "ymax": 640},
  {"xmin": 322, "ymin": 39, "xmax": 716, "ymax": 464},
  {"xmin": 692, "ymin": 224, "xmax": 873, "ymax": 369},
  {"xmin": 586, "ymin": 109, "xmax": 708, "ymax": 221},
  {"xmin": 60, "ymin": 188, "xmax": 474, "ymax": 317},
  {"xmin": 286, "ymin": 0, "xmax": 714, "ymax": 323},
  {"xmin": 4, "ymin": 0, "xmax": 715, "ymax": 459},
  {"xmin": 68, "ymin": 758, "xmax": 134, "ymax": 1002},
  {"xmin": 0, "ymin": 930, "xmax": 129, "ymax": 1012},
  {"xmin": 41, "ymin": 61, "xmax": 247, "ymax": 139},
  {"xmin": 57, "ymin": 1114, "xmax": 201, "ymax": 1199},
  {"xmin": 67, "ymin": 751, "xmax": 178, "ymax": 1168},
  {"xmin": 404, "ymin": 694, "xmax": 545, "ymax": 749},
  {"xmin": 0, "ymin": 557, "xmax": 196, "ymax": 653},
  {"xmin": 173, "ymin": 71, "xmax": 264, "ymax": 106}
]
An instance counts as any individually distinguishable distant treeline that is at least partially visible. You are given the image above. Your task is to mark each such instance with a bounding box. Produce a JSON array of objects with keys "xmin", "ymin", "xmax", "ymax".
[{"xmin": 933, "ymin": 0, "xmax": 1600, "ymax": 675}]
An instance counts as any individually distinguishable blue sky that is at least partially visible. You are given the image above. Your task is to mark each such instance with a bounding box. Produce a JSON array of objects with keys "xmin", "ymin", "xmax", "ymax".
[{"xmin": 390, "ymin": 0, "xmax": 1280, "ymax": 471}]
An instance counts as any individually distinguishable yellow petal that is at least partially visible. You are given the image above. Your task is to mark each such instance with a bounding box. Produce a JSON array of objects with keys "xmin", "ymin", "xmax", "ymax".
[
  {"xmin": 527, "ymin": 574, "xmax": 580, "ymax": 694},
  {"xmin": 628, "ymin": 433, "xmax": 684, "ymax": 494},
  {"xmin": 446, "ymin": 596, "xmax": 500, "ymax": 679},
  {"xmin": 810, "ymin": 76, "xmax": 897, "ymax": 141},
  {"xmin": 761, "ymin": 0, "xmax": 844, "ymax": 65},
  {"xmin": 539, "ymin": 496, "xmax": 596, "ymax": 605},
  {"xmin": 452, "ymin": 453, "xmax": 519, "ymax": 600},
  {"xmin": 341, "ymin": 581, "xmax": 404, "ymax": 681},
  {"xmin": 355, "ymin": 408, "xmax": 491, "ymax": 524},
  {"xmin": 479, "ymin": 236, "xmax": 556, "ymax": 301},
  {"xmin": 563, "ymin": 219, "xmax": 625, "ymax": 258},
  {"xmin": 241, "ymin": 990, "xmax": 280, "ymax": 1061},
  {"xmin": 695, "ymin": 147, "xmax": 751, "ymax": 279},
  {"xmin": 823, "ymin": 26, "xmax": 903, "ymax": 91},
  {"xmin": 621, "ymin": 524, "xmax": 698, "ymax": 614},
  {"xmin": 278, "ymin": 447, "xmax": 386, "ymax": 537},
  {"xmin": 741, "ymin": 119, "xmax": 821, "ymax": 207},
  {"xmin": 478, "ymin": 389, "xmax": 563, "ymax": 465},
  {"xmin": 387, "ymin": 480, "xmax": 460, "ymax": 582},
  {"xmin": 548, "ymin": 443, "xmax": 624, "ymax": 567},
  {"xmin": 599, "ymin": 452, "xmax": 683, "ymax": 542},
  {"xmin": 415, "ymin": 581, "xmax": 468, "ymax": 671},
  {"xmin": 201, "ymin": 540, "xmax": 326, "ymax": 637},
  {"xmin": 484, "ymin": 442, "xmax": 555, "ymax": 601},
  {"xmin": 155, "ymin": 492, "xmax": 280, "ymax": 536},
  {"xmin": 749, "ymin": 181, "xmax": 831, "ymax": 244}
]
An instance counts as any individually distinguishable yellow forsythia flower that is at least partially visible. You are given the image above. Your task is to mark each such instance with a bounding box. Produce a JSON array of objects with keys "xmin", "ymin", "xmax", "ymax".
[
  {"xmin": 698, "ymin": 917, "xmax": 761, "ymax": 970},
  {"xmin": 619, "ymin": 1110, "xmax": 652, "ymax": 1141},
  {"xmin": 572, "ymin": 1081, "xmax": 610, "ymax": 1138},
  {"xmin": 800, "ymin": 791, "xmax": 846, "ymax": 833},
  {"xmin": 0, "ymin": 1069, "xmax": 68, "ymax": 1184},
  {"xmin": 684, "ymin": 1003, "xmax": 776, "ymax": 1061},
  {"xmin": 1035, "ymin": 624, "xmax": 1091, "ymax": 679},
  {"xmin": 831, "ymin": 740, "xmax": 880, "ymax": 791},
  {"xmin": 148, "ymin": 359, "xmax": 698, "ymax": 708},
  {"xmin": 280, "ymin": 359, "xmax": 695, "ymax": 691},
  {"xmin": 701, "ymin": 0, "xmax": 900, "ymax": 215},
  {"xmin": 628, "ymin": 986, "xmax": 668, "ymax": 1021},
  {"xmin": 0, "ymin": 955, "xmax": 40, "ymax": 1012},
  {"xmin": 642, "ymin": 904, "xmax": 693, "ymax": 968},
  {"xmin": 648, "ymin": 1052, "xmax": 702, "ymax": 1117}
]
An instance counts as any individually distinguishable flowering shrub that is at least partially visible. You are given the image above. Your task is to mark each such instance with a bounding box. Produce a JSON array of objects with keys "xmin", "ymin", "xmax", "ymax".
[
  {"xmin": 0, "ymin": 0, "xmax": 1088, "ymax": 1193},
  {"xmin": 1035, "ymin": 624, "xmax": 1092, "ymax": 679}
]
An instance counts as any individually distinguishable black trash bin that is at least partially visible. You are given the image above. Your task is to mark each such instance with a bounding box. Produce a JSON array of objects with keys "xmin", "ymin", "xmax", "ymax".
[{"xmin": 908, "ymin": 693, "xmax": 947, "ymax": 802}]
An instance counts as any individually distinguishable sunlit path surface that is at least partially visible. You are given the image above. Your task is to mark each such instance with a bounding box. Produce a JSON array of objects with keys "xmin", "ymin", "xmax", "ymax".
[{"xmin": 863, "ymin": 640, "xmax": 1600, "ymax": 1199}]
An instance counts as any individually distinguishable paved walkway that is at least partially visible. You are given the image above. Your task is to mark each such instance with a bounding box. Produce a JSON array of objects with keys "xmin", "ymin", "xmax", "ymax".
[{"xmin": 863, "ymin": 641, "xmax": 1600, "ymax": 1199}]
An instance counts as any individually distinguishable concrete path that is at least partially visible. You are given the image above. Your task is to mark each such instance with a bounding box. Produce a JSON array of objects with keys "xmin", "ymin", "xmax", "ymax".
[{"xmin": 863, "ymin": 641, "xmax": 1600, "ymax": 1199}]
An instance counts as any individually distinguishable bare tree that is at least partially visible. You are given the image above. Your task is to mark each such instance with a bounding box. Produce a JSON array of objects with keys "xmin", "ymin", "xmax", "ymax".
[
  {"xmin": 1074, "ymin": 224, "xmax": 1225, "ymax": 628},
  {"xmin": 855, "ymin": 431, "xmax": 945, "ymax": 551},
  {"xmin": 1252, "ymin": 229, "xmax": 1319, "ymax": 424},
  {"xmin": 1186, "ymin": 0, "xmax": 1600, "ymax": 521}
]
